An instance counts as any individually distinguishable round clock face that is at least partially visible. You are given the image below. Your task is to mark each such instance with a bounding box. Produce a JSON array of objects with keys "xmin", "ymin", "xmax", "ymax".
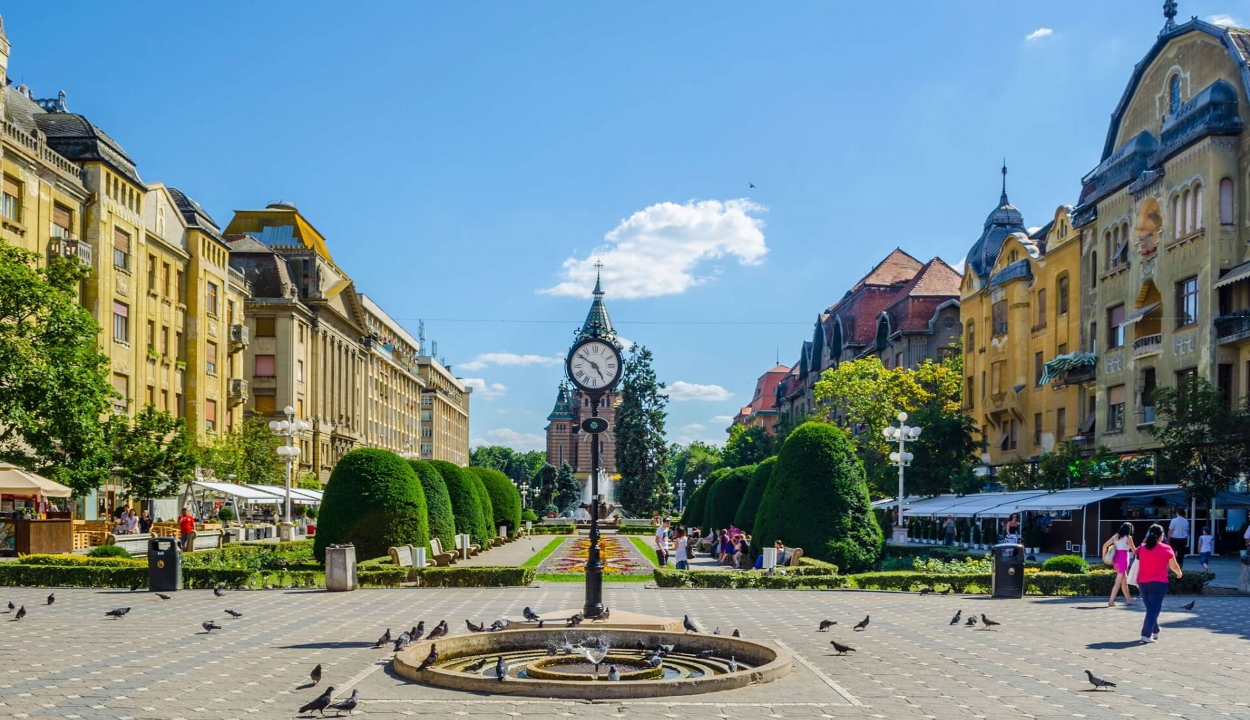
[{"xmin": 567, "ymin": 339, "xmax": 622, "ymax": 391}]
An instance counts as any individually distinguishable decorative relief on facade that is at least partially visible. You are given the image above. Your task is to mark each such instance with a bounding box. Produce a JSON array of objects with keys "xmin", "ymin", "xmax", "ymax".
[
  {"xmin": 115, "ymin": 359, "xmax": 131, "ymax": 375},
  {"xmin": 1173, "ymin": 333, "xmax": 1195, "ymax": 356},
  {"xmin": 115, "ymin": 275, "xmax": 129, "ymax": 296},
  {"xmin": 208, "ymin": 320, "xmax": 218, "ymax": 338},
  {"xmin": 1141, "ymin": 256, "xmax": 1156, "ymax": 279},
  {"xmin": 1105, "ymin": 352, "xmax": 1124, "ymax": 373}
]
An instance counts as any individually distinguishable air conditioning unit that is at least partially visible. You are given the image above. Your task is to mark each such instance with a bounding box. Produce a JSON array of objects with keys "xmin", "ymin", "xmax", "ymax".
[
  {"xmin": 229, "ymin": 323, "xmax": 249, "ymax": 348},
  {"xmin": 229, "ymin": 378, "xmax": 249, "ymax": 400}
]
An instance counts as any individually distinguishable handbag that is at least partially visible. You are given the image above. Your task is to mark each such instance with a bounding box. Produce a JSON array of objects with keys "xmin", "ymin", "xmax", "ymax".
[
  {"xmin": 1126, "ymin": 555, "xmax": 1140, "ymax": 586},
  {"xmin": 1103, "ymin": 545, "xmax": 1116, "ymax": 565}
]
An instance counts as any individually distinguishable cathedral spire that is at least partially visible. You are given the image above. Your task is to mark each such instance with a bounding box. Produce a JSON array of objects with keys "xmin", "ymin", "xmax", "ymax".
[
  {"xmin": 547, "ymin": 381, "xmax": 574, "ymax": 421},
  {"xmin": 1000, "ymin": 158, "xmax": 1009, "ymax": 205},
  {"xmin": 580, "ymin": 261, "xmax": 615, "ymax": 340}
]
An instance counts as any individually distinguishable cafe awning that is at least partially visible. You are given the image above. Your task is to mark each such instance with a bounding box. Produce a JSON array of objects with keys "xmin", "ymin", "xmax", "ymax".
[
  {"xmin": 0, "ymin": 463, "xmax": 73, "ymax": 498},
  {"xmin": 185, "ymin": 481, "xmax": 286, "ymax": 502},
  {"xmin": 1119, "ymin": 302, "xmax": 1161, "ymax": 327},
  {"xmin": 1214, "ymin": 260, "xmax": 1250, "ymax": 289},
  {"xmin": 1005, "ymin": 485, "xmax": 1173, "ymax": 512}
]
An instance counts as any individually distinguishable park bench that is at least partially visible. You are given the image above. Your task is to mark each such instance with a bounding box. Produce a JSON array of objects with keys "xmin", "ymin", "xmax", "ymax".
[
  {"xmin": 388, "ymin": 544, "xmax": 435, "ymax": 572},
  {"xmin": 185, "ymin": 529, "xmax": 224, "ymax": 551},
  {"xmin": 429, "ymin": 537, "xmax": 459, "ymax": 566},
  {"xmin": 104, "ymin": 532, "xmax": 154, "ymax": 555}
]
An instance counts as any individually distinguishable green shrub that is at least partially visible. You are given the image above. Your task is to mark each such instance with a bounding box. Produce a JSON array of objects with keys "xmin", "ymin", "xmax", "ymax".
[
  {"xmin": 217, "ymin": 507, "xmax": 235, "ymax": 524},
  {"xmin": 701, "ymin": 468, "xmax": 733, "ymax": 532},
  {"xmin": 430, "ymin": 461, "xmax": 491, "ymax": 546},
  {"xmin": 733, "ymin": 456, "xmax": 775, "ymax": 534},
  {"xmin": 181, "ymin": 540, "xmax": 316, "ymax": 571},
  {"xmin": 680, "ymin": 472, "xmax": 714, "ymax": 529},
  {"xmin": 522, "ymin": 508, "xmax": 539, "ymax": 523},
  {"xmin": 469, "ymin": 471, "xmax": 496, "ymax": 538},
  {"xmin": 530, "ymin": 524, "xmax": 577, "ymax": 535},
  {"xmin": 847, "ymin": 571, "xmax": 993, "ymax": 593},
  {"xmin": 753, "ymin": 422, "xmax": 882, "ymax": 573},
  {"xmin": 87, "ymin": 544, "xmax": 134, "ymax": 559},
  {"xmin": 313, "ymin": 449, "xmax": 430, "ymax": 563},
  {"xmin": 407, "ymin": 460, "xmax": 457, "ymax": 550},
  {"xmin": 913, "ymin": 555, "xmax": 993, "ymax": 574},
  {"xmin": 469, "ymin": 466, "xmax": 522, "ymax": 536},
  {"xmin": 21, "ymin": 553, "xmax": 143, "ymax": 567},
  {"xmin": 1041, "ymin": 554, "xmax": 1089, "ymax": 574},
  {"xmin": 615, "ymin": 525, "xmax": 659, "ymax": 535},
  {"xmin": 708, "ymin": 464, "xmax": 755, "ymax": 531},
  {"xmin": 653, "ymin": 569, "xmax": 845, "ymax": 589},
  {"xmin": 305, "ymin": 505, "xmax": 318, "ymax": 520}
]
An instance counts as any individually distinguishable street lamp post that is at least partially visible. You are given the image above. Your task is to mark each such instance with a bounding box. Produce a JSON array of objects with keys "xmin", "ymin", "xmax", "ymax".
[
  {"xmin": 270, "ymin": 406, "xmax": 311, "ymax": 541},
  {"xmin": 882, "ymin": 411, "xmax": 922, "ymax": 546},
  {"xmin": 676, "ymin": 477, "xmax": 686, "ymax": 514}
]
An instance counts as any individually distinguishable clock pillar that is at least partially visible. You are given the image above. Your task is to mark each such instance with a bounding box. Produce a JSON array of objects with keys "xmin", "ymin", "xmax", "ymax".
[{"xmin": 583, "ymin": 388, "xmax": 606, "ymax": 619}]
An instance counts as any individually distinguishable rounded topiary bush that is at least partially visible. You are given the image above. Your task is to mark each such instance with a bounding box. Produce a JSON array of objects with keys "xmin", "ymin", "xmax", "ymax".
[
  {"xmin": 88, "ymin": 544, "xmax": 133, "ymax": 559},
  {"xmin": 522, "ymin": 508, "xmax": 538, "ymax": 523},
  {"xmin": 430, "ymin": 460, "xmax": 491, "ymax": 546},
  {"xmin": 470, "ymin": 467, "xmax": 522, "ymax": 537},
  {"xmin": 313, "ymin": 449, "xmax": 429, "ymax": 563},
  {"xmin": 709, "ymin": 464, "xmax": 755, "ymax": 531},
  {"xmin": 680, "ymin": 476, "xmax": 710, "ymax": 528},
  {"xmin": 407, "ymin": 460, "xmax": 456, "ymax": 551},
  {"xmin": 1041, "ymin": 554, "xmax": 1089, "ymax": 574},
  {"xmin": 753, "ymin": 422, "xmax": 883, "ymax": 573},
  {"xmin": 700, "ymin": 468, "xmax": 732, "ymax": 532},
  {"xmin": 734, "ymin": 456, "xmax": 776, "ymax": 535}
]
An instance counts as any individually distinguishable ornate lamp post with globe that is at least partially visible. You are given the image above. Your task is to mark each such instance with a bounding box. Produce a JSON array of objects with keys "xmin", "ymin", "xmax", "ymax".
[
  {"xmin": 270, "ymin": 406, "xmax": 311, "ymax": 541},
  {"xmin": 882, "ymin": 411, "xmax": 921, "ymax": 545}
]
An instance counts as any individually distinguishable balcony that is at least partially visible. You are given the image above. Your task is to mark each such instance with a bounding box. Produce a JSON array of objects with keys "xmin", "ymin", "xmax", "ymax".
[
  {"xmin": 1132, "ymin": 333, "xmax": 1163, "ymax": 357},
  {"xmin": 228, "ymin": 378, "xmax": 249, "ymax": 403},
  {"xmin": 229, "ymin": 323, "xmax": 249, "ymax": 349},
  {"xmin": 1215, "ymin": 311, "xmax": 1250, "ymax": 345},
  {"xmin": 48, "ymin": 236, "xmax": 92, "ymax": 268},
  {"xmin": 1137, "ymin": 405, "xmax": 1157, "ymax": 428}
]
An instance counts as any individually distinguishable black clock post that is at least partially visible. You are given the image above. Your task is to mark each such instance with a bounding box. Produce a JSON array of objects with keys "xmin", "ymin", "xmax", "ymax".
[{"xmin": 565, "ymin": 321, "xmax": 622, "ymax": 620}]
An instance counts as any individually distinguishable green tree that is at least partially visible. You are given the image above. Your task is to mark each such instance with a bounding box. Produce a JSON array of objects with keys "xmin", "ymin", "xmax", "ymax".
[
  {"xmin": 1035, "ymin": 441, "xmax": 1090, "ymax": 491},
  {"xmin": 708, "ymin": 464, "xmax": 755, "ymax": 530},
  {"xmin": 1150, "ymin": 376, "xmax": 1250, "ymax": 501},
  {"xmin": 700, "ymin": 467, "xmax": 733, "ymax": 532},
  {"xmin": 722, "ymin": 424, "xmax": 773, "ymax": 467},
  {"xmin": 0, "ymin": 242, "xmax": 114, "ymax": 496},
  {"xmin": 905, "ymin": 403, "xmax": 984, "ymax": 496},
  {"xmin": 469, "ymin": 445, "xmax": 513, "ymax": 471},
  {"xmin": 313, "ymin": 449, "xmax": 429, "ymax": 563},
  {"xmin": 734, "ymin": 455, "xmax": 776, "ymax": 533},
  {"xmin": 666, "ymin": 441, "xmax": 722, "ymax": 510},
  {"xmin": 994, "ymin": 459, "xmax": 1033, "ymax": 491},
  {"xmin": 554, "ymin": 461, "xmax": 580, "ymax": 511},
  {"xmin": 431, "ymin": 460, "xmax": 492, "ymax": 545},
  {"xmin": 614, "ymin": 345, "xmax": 669, "ymax": 515},
  {"xmin": 199, "ymin": 416, "xmax": 285, "ymax": 487},
  {"xmin": 469, "ymin": 466, "xmax": 522, "ymax": 536},
  {"xmin": 407, "ymin": 460, "xmax": 456, "ymax": 549},
  {"xmin": 109, "ymin": 406, "xmax": 198, "ymax": 503},
  {"xmin": 753, "ymin": 422, "xmax": 883, "ymax": 572},
  {"xmin": 532, "ymin": 463, "xmax": 558, "ymax": 509}
]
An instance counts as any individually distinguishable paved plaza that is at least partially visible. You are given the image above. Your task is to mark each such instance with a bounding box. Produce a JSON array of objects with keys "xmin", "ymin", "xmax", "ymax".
[{"xmin": 1, "ymin": 585, "xmax": 1247, "ymax": 720}]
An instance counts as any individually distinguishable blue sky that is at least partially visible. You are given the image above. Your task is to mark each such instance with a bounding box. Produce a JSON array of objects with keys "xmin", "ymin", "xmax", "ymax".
[{"xmin": 4, "ymin": 1, "xmax": 1242, "ymax": 451}]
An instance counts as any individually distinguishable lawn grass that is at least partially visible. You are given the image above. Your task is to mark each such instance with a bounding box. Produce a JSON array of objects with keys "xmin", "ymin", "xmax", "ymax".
[
  {"xmin": 520, "ymin": 537, "xmax": 566, "ymax": 569},
  {"xmin": 628, "ymin": 536, "xmax": 660, "ymax": 567}
]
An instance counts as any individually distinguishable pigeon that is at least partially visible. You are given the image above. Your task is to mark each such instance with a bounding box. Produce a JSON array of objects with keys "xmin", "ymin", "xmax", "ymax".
[
  {"xmin": 14, "ymin": 605, "xmax": 25, "ymax": 621},
  {"xmin": 416, "ymin": 644, "xmax": 438, "ymax": 671},
  {"xmin": 392, "ymin": 633, "xmax": 411, "ymax": 652},
  {"xmin": 155, "ymin": 593, "xmax": 171, "ymax": 600},
  {"xmin": 213, "ymin": 586, "xmax": 225, "ymax": 598},
  {"xmin": 592, "ymin": 607, "xmax": 611, "ymax": 622},
  {"xmin": 950, "ymin": 610, "xmax": 962, "ymax": 626},
  {"xmin": 523, "ymin": 606, "xmax": 541, "ymax": 622},
  {"xmin": 412, "ymin": 621, "xmax": 425, "ymax": 639},
  {"xmin": 225, "ymin": 609, "xmax": 243, "ymax": 618},
  {"xmin": 830, "ymin": 640, "xmax": 856, "ymax": 655},
  {"xmin": 940, "ymin": 587, "xmax": 952, "ymax": 595},
  {"xmin": 426, "ymin": 621, "xmax": 447, "ymax": 641},
  {"xmin": 965, "ymin": 616, "xmax": 978, "ymax": 627},
  {"xmin": 732, "ymin": 628, "xmax": 741, "ymax": 637},
  {"xmin": 536, "ymin": 620, "xmax": 544, "ymax": 629},
  {"xmin": 980, "ymin": 614, "xmax": 1000, "ymax": 630},
  {"xmin": 728, "ymin": 655, "xmax": 737, "ymax": 672},
  {"xmin": 47, "ymin": 593, "xmax": 55, "ymax": 605},
  {"xmin": 374, "ymin": 628, "xmax": 391, "ymax": 648},
  {"xmin": 647, "ymin": 652, "xmax": 663, "ymax": 667},
  {"xmin": 919, "ymin": 587, "xmax": 933, "ymax": 596},
  {"xmin": 606, "ymin": 665, "xmax": 620, "ymax": 681},
  {"xmin": 130, "ymin": 581, "xmax": 141, "ymax": 592},
  {"xmin": 656, "ymin": 643, "xmax": 674, "ymax": 656},
  {"xmin": 488, "ymin": 619, "xmax": 508, "ymax": 632},
  {"xmin": 327, "ymin": 688, "xmax": 358, "ymax": 716},
  {"xmin": 202, "ymin": 620, "xmax": 222, "ymax": 632},
  {"xmin": 1085, "ymin": 670, "xmax": 1116, "ymax": 690},
  {"xmin": 818, "ymin": 620, "xmax": 837, "ymax": 632},
  {"xmin": 298, "ymin": 686, "xmax": 334, "ymax": 715},
  {"xmin": 6, "ymin": 600, "xmax": 13, "ymax": 611},
  {"xmin": 464, "ymin": 657, "xmax": 488, "ymax": 672},
  {"xmin": 466, "ymin": 619, "xmax": 485, "ymax": 633},
  {"xmin": 1180, "ymin": 600, "xmax": 1195, "ymax": 611},
  {"xmin": 853, "ymin": 615, "xmax": 870, "ymax": 631},
  {"xmin": 683, "ymin": 615, "xmax": 698, "ymax": 633},
  {"xmin": 309, "ymin": 664, "xmax": 323, "ymax": 686},
  {"xmin": 697, "ymin": 649, "xmax": 716, "ymax": 659},
  {"xmin": 749, "ymin": 182, "xmax": 756, "ymax": 188},
  {"xmin": 567, "ymin": 613, "xmax": 584, "ymax": 627},
  {"xmin": 105, "ymin": 607, "xmax": 130, "ymax": 618},
  {"xmin": 713, "ymin": 626, "xmax": 722, "ymax": 635},
  {"xmin": 494, "ymin": 656, "xmax": 507, "ymax": 681}
]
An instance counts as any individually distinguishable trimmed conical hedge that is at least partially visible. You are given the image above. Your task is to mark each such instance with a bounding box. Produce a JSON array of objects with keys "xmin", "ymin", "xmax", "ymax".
[
  {"xmin": 430, "ymin": 460, "xmax": 491, "ymax": 546},
  {"xmin": 752, "ymin": 422, "xmax": 882, "ymax": 572},
  {"xmin": 313, "ymin": 449, "xmax": 429, "ymax": 563},
  {"xmin": 709, "ymin": 464, "xmax": 755, "ymax": 531},
  {"xmin": 701, "ymin": 467, "xmax": 733, "ymax": 533},
  {"xmin": 679, "ymin": 469, "xmax": 715, "ymax": 529},
  {"xmin": 469, "ymin": 467, "xmax": 522, "ymax": 537},
  {"xmin": 468, "ymin": 471, "xmax": 496, "ymax": 539},
  {"xmin": 734, "ymin": 456, "xmax": 775, "ymax": 534},
  {"xmin": 408, "ymin": 460, "xmax": 456, "ymax": 550}
]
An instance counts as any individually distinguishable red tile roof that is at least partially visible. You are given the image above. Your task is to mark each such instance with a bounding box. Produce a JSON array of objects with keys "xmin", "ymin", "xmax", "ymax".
[{"xmin": 882, "ymin": 258, "xmax": 963, "ymax": 333}]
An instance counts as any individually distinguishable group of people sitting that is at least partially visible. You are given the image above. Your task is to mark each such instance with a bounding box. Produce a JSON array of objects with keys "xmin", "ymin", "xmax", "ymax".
[
  {"xmin": 651, "ymin": 517, "xmax": 794, "ymax": 571},
  {"xmin": 111, "ymin": 507, "xmax": 154, "ymax": 535}
]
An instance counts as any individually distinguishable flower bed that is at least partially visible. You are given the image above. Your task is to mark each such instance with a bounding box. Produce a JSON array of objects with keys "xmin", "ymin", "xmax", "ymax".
[{"xmin": 536, "ymin": 536, "xmax": 652, "ymax": 576}]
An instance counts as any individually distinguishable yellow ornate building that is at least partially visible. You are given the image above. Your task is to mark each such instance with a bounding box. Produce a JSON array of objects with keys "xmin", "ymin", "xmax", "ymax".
[{"xmin": 960, "ymin": 173, "xmax": 1087, "ymax": 466}]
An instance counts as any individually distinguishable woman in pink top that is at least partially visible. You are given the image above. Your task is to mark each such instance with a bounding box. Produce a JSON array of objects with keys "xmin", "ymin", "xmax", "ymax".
[{"xmin": 1134, "ymin": 523, "xmax": 1182, "ymax": 643}]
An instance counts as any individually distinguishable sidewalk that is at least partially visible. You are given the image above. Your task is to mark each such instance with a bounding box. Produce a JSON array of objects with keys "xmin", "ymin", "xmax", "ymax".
[{"xmin": 453, "ymin": 537, "xmax": 544, "ymax": 567}]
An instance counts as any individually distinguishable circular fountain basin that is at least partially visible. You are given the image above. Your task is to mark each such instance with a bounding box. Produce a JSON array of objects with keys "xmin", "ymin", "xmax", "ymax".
[{"xmin": 394, "ymin": 627, "xmax": 792, "ymax": 699}]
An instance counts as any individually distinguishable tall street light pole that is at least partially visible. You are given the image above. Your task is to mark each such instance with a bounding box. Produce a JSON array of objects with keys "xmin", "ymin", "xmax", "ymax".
[
  {"xmin": 270, "ymin": 405, "xmax": 310, "ymax": 541},
  {"xmin": 882, "ymin": 411, "xmax": 922, "ymax": 546}
]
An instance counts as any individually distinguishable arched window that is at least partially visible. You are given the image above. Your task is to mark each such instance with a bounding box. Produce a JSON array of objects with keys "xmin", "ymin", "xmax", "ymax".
[
  {"xmin": 1181, "ymin": 188, "xmax": 1191, "ymax": 232},
  {"xmin": 1090, "ymin": 252, "xmax": 1098, "ymax": 288},
  {"xmin": 966, "ymin": 321, "xmax": 975, "ymax": 353},
  {"xmin": 1057, "ymin": 274, "xmax": 1070, "ymax": 315},
  {"xmin": 1192, "ymin": 183, "xmax": 1203, "ymax": 229},
  {"xmin": 1169, "ymin": 74, "xmax": 1182, "ymax": 115},
  {"xmin": 1220, "ymin": 178, "xmax": 1235, "ymax": 225},
  {"xmin": 1172, "ymin": 194, "xmax": 1182, "ymax": 237}
]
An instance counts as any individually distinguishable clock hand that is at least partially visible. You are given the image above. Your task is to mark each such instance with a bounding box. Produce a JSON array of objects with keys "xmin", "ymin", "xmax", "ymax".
[{"xmin": 588, "ymin": 360, "xmax": 604, "ymax": 380}]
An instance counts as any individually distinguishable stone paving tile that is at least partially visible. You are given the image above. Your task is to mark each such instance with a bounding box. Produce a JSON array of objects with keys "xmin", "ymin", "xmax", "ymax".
[{"xmin": 0, "ymin": 585, "xmax": 1247, "ymax": 719}]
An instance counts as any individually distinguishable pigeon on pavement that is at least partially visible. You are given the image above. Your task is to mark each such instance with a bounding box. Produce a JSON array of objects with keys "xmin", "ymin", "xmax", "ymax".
[
  {"xmin": 950, "ymin": 610, "xmax": 962, "ymax": 626},
  {"xmin": 592, "ymin": 607, "xmax": 611, "ymax": 622},
  {"xmin": 130, "ymin": 581, "xmax": 141, "ymax": 592},
  {"xmin": 728, "ymin": 656, "xmax": 737, "ymax": 672},
  {"xmin": 47, "ymin": 593, "xmax": 55, "ymax": 605},
  {"xmin": 6, "ymin": 600, "xmax": 14, "ymax": 612},
  {"xmin": 466, "ymin": 619, "xmax": 485, "ymax": 633},
  {"xmin": 494, "ymin": 656, "xmax": 507, "ymax": 681},
  {"xmin": 853, "ymin": 616, "xmax": 870, "ymax": 631},
  {"xmin": 980, "ymin": 614, "xmax": 1000, "ymax": 630},
  {"xmin": 202, "ymin": 620, "xmax": 222, "ymax": 632},
  {"xmin": 488, "ymin": 619, "xmax": 508, "ymax": 632},
  {"xmin": 818, "ymin": 620, "xmax": 837, "ymax": 631},
  {"xmin": 327, "ymin": 688, "xmax": 358, "ymax": 716},
  {"xmin": 374, "ymin": 628, "xmax": 391, "ymax": 648},
  {"xmin": 155, "ymin": 593, "xmax": 171, "ymax": 600},
  {"xmin": 830, "ymin": 640, "xmax": 856, "ymax": 655},
  {"xmin": 426, "ymin": 621, "xmax": 447, "ymax": 641},
  {"xmin": 919, "ymin": 587, "xmax": 933, "ymax": 596},
  {"xmin": 567, "ymin": 613, "xmax": 584, "ymax": 627},
  {"xmin": 416, "ymin": 644, "xmax": 438, "ymax": 671},
  {"xmin": 298, "ymin": 686, "xmax": 334, "ymax": 715},
  {"xmin": 1180, "ymin": 601, "xmax": 1195, "ymax": 611},
  {"xmin": 412, "ymin": 621, "xmax": 425, "ymax": 639},
  {"xmin": 105, "ymin": 607, "xmax": 130, "ymax": 618},
  {"xmin": 965, "ymin": 616, "xmax": 978, "ymax": 627},
  {"xmin": 213, "ymin": 586, "xmax": 225, "ymax": 598},
  {"xmin": 713, "ymin": 626, "xmax": 721, "ymax": 635},
  {"xmin": 393, "ymin": 632, "xmax": 411, "ymax": 652},
  {"xmin": 523, "ymin": 606, "xmax": 541, "ymax": 622},
  {"xmin": 1085, "ymin": 670, "xmax": 1116, "ymax": 690},
  {"xmin": 683, "ymin": 615, "xmax": 698, "ymax": 633},
  {"xmin": 606, "ymin": 665, "xmax": 620, "ymax": 681},
  {"xmin": 732, "ymin": 628, "xmax": 741, "ymax": 637},
  {"xmin": 226, "ymin": 609, "xmax": 243, "ymax": 618},
  {"xmin": 14, "ymin": 605, "xmax": 25, "ymax": 621},
  {"xmin": 310, "ymin": 664, "xmax": 322, "ymax": 686}
]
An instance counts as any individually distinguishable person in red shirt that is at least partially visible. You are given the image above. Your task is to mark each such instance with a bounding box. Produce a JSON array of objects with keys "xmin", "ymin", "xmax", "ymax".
[
  {"xmin": 1134, "ymin": 523, "xmax": 1183, "ymax": 644},
  {"xmin": 178, "ymin": 509, "xmax": 196, "ymax": 550}
]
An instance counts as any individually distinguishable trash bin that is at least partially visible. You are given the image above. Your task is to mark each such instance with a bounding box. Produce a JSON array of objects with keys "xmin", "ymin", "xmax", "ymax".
[
  {"xmin": 148, "ymin": 537, "xmax": 182, "ymax": 592},
  {"xmin": 325, "ymin": 544, "xmax": 357, "ymax": 592},
  {"xmin": 991, "ymin": 542, "xmax": 1025, "ymax": 598}
]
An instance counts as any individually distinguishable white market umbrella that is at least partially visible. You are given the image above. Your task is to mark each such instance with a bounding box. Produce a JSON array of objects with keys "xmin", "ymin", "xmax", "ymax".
[{"xmin": 0, "ymin": 463, "xmax": 74, "ymax": 498}]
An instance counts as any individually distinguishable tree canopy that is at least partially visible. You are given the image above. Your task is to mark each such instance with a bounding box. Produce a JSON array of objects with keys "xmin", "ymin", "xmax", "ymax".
[
  {"xmin": 722, "ymin": 424, "xmax": 773, "ymax": 468},
  {"xmin": 1150, "ymin": 376, "xmax": 1250, "ymax": 501},
  {"xmin": 109, "ymin": 406, "xmax": 198, "ymax": 503},
  {"xmin": 614, "ymin": 345, "xmax": 670, "ymax": 514}
]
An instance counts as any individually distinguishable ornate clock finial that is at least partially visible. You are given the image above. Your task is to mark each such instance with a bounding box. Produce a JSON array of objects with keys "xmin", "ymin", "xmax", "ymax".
[{"xmin": 1162, "ymin": 0, "xmax": 1178, "ymax": 32}]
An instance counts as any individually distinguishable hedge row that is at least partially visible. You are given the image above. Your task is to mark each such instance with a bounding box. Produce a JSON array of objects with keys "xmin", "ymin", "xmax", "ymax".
[
  {"xmin": 615, "ymin": 526, "xmax": 658, "ymax": 535},
  {"xmin": 733, "ymin": 456, "xmax": 775, "ymax": 533},
  {"xmin": 469, "ymin": 466, "xmax": 522, "ymax": 536},
  {"xmin": 431, "ymin": 460, "xmax": 492, "ymax": 547},
  {"xmin": 408, "ymin": 460, "xmax": 457, "ymax": 550},
  {"xmin": 653, "ymin": 569, "xmax": 846, "ymax": 589},
  {"xmin": 530, "ymin": 525, "xmax": 578, "ymax": 535},
  {"xmin": 412, "ymin": 566, "xmax": 534, "ymax": 587},
  {"xmin": 19, "ymin": 554, "xmax": 145, "ymax": 567},
  {"xmin": 708, "ymin": 464, "xmax": 755, "ymax": 531}
]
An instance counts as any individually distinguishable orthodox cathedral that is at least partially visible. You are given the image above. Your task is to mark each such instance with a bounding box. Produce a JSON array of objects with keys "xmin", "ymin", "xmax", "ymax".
[{"xmin": 545, "ymin": 274, "xmax": 620, "ymax": 481}]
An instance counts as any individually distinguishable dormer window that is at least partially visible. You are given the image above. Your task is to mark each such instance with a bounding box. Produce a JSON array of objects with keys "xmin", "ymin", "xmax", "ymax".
[{"xmin": 1169, "ymin": 74, "xmax": 1181, "ymax": 115}]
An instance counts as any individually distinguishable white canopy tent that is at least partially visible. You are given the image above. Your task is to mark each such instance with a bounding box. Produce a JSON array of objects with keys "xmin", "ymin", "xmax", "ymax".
[
  {"xmin": 0, "ymin": 463, "xmax": 73, "ymax": 498},
  {"xmin": 1004, "ymin": 486, "xmax": 1172, "ymax": 513}
]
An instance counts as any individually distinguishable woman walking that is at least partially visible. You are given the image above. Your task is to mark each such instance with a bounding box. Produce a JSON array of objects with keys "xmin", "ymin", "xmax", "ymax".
[
  {"xmin": 1135, "ymin": 523, "xmax": 1183, "ymax": 643},
  {"xmin": 1101, "ymin": 522, "xmax": 1136, "ymax": 606}
]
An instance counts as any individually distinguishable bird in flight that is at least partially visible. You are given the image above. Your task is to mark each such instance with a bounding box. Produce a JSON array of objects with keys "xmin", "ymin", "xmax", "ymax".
[{"xmin": 749, "ymin": 182, "xmax": 756, "ymax": 188}]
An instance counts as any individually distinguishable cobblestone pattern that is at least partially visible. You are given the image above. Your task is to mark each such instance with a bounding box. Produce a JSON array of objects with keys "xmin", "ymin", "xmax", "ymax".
[{"xmin": 1, "ymin": 585, "xmax": 1246, "ymax": 719}]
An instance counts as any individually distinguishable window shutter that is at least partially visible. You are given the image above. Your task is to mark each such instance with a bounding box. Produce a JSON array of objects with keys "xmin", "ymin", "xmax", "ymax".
[
  {"xmin": 113, "ymin": 228, "xmax": 131, "ymax": 253},
  {"xmin": 53, "ymin": 204, "xmax": 72, "ymax": 230},
  {"xmin": 113, "ymin": 301, "xmax": 128, "ymax": 318},
  {"xmin": 1108, "ymin": 386, "xmax": 1126, "ymax": 406},
  {"xmin": 2, "ymin": 175, "xmax": 20, "ymax": 197}
]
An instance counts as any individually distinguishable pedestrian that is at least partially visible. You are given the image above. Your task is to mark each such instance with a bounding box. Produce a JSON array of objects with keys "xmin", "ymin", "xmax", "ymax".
[
  {"xmin": 1134, "ymin": 523, "xmax": 1182, "ymax": 644},
  {"xmin": 674, "ymin": 527, "xmax": 689, "ymax": 571},
  {"xmin": 1167, "ymin": 508, "xmax": 1190, "ymax": 567},
  {"xmin": 654, "ymin": 517, "xmax": 670, "ymax": 568},
  {"xmin": 942, "ymin": 516, "xmax": 957, "ymax": 546},
  {"xmin": 177, "ymin": 508, "xmax": 196, "ymax": 550},
  {"xmin": 1101, "ymin": 522, "xmax": 1136, "ymax": 606},
  {"xmin": 124, "ymin": 508, "xmax": 139, "ymax": 534},
  {"xmin": 1197, "ymin": 526, "xmax": 1213, "ymax": 572},
  {"xmin": 138, "ymin": 510, "xmax": 153, "ymax": 534}
]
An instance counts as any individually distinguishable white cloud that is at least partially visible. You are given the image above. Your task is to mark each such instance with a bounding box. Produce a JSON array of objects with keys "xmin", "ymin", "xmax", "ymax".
[
  {"xmin": 478, "ymin": 428, "xmax": 546, "ymax": 452},
  {"xmin": 1024, "ymin": 27, "xmax": 1053, "ymax": 41},
  {"xmin": 710, "ymin": 415, "xmax": 734, "ymax": 424},
  {"xmin": 457, "ymin": 352, "xmax": 562, "ymax": 372},
  {"xmin": 1208, "ymin": 14, "xmax": 1239, "ymax": 27},
  {"xmin": 666, "ymin": 381, "xmax": 732, "ymax": 402},
  {"xmin": 540, "ymin": 199, "xmax": 767, "ymax": 300},
  {"xmin": 461, "ymin": 378, "xmax": 507, "ymax": 399},
  {"xmin": 951, "ymin": 256, "xmax": 967, "ymax": 275},
  {"xmin": 678, "ymin": 423, "xmax": 706, "ymax": 433},
  {"xmin": 616, "ymin": 336, "xmax": 636, "ymax": 352}
]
